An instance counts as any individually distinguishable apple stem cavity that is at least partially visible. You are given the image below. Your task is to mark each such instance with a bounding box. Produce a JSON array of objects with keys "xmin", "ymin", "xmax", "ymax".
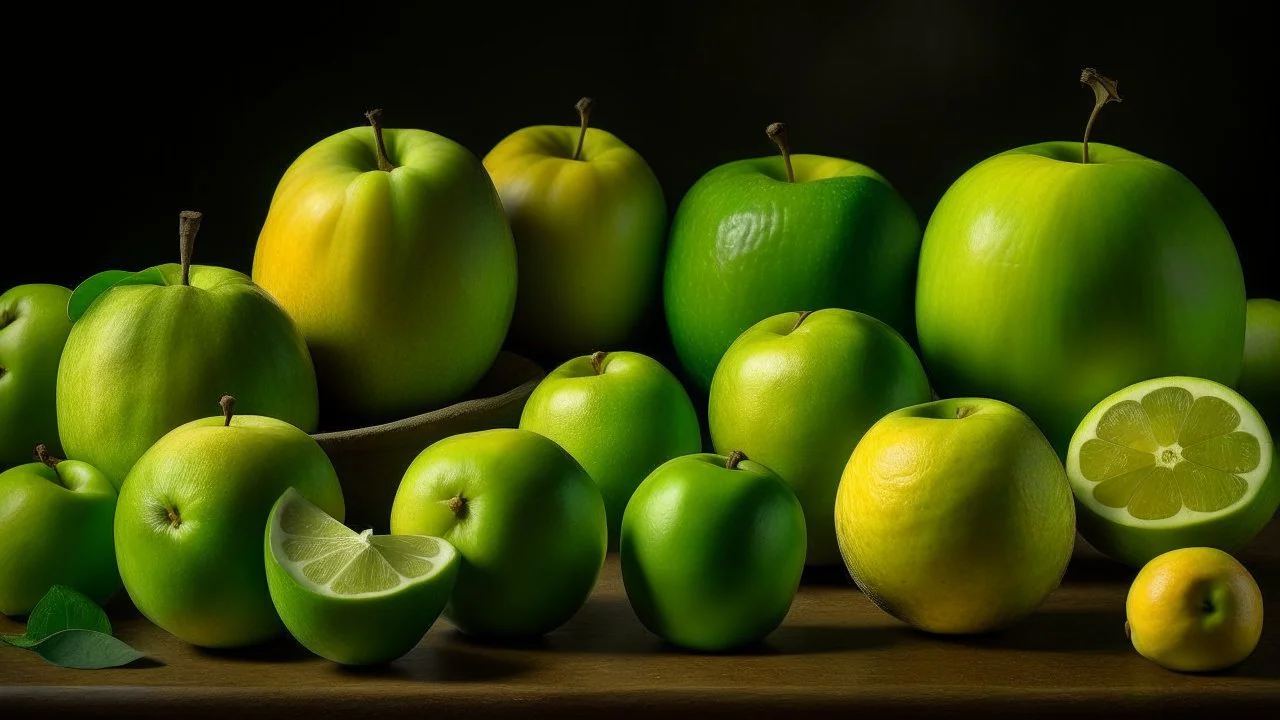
[
  {"xmin": 178, "ymin": 210, "xmax": 203, "ymax": 287},
  {"xmin": 219, "ymin": 394, "xmax": 236, "ymax": 427},
  {"xmin": 1079, "ymin": 68, "xmax": 1122, "ymax": 164},
  {"xmin": 364, "ymin": 109, "xmax": 396, "ymax": 172},
  {"xmin": 573, "ymin": 97, "xmax": 594, "ymax": 161},
  {"xmin": 766, "ymin": 122, "xmax": 795, "ymax": 183},
  {"xmin": 791, "ymin": 310, "xmax": 814, "ymax": 332},
  {"xmin": 955, "ymin": 405, "xmax": 977, "ymax": 419},
  {"xmin": 448, "ymin": 494, "xmax": 468, "ymax": 518},
  {"xmin": 590, "ymin": 350, "xmax": 607, "ymax": 375},
  {"xmin": 34, "ymin": 444, "xmax": 62, "ymax": 468},
  {"xmin": 725, "ymin": 450, "xmax": 748, "ymax": 470},
  {"xmin": 167, "ymin": 507, "xmax": 182, "ymax": 529}
]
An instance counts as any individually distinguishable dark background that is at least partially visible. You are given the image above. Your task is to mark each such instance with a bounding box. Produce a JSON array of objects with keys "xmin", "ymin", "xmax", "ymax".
[{"xmin": 4, "ymin": 1, "xmax": 1274, "ymax": 367}]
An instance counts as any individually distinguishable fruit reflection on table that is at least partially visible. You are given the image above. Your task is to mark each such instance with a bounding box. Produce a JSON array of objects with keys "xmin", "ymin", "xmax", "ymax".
[{"xmin": 1, "ymin": 69, "xmax": 1276, "ymax": 675}]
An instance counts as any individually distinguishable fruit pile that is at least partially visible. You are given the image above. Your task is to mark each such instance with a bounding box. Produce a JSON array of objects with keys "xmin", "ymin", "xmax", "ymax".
[{"xmin": 2, "ymin": 69, "xmax": 1276, "ymax": 673}]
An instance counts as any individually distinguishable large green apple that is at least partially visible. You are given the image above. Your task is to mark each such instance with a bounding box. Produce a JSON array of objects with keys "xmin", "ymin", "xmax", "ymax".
[
  {"xmin": 114, "ymin": 396, "xmax": 345, "ymax": 648},
  {"xmin": 916, "ymin": 70, "xmax": 1245, "ymax": 455},
  {"xmin": 253, "ymin": 110, "xmax": 517, "ymax": 424},
  {"xmin": 390, "ymin": 428, "xmax": 606, "ymax": 638},
  {"xmin": 519, "ymin": 350, "xmax": 701, "ymax": 548},
  {"xmin": 0, "ymin": 446, "xmax": 117, "ymax": 616},
  {"xmin": 664, "ymin": 122, "xmax": 921, "ymax": 390},
  {"xmin": 484, "ymin": 98, "xmax": 667, "ymax": 362},
  {"xmin": 58, "ymin": 212, "xmax": 318, "ymax": 488},
  {"xmin": 620, "ymin": 452, "xmax": 806, "ymax": 652},
  {"xmin": 709, "ymin": 309, "xmax": 931, "ymax": 565},
  {"xmin": 1240, "ymin": 298, "xmax": 1279, "ymax": 429},
  {"xmin": 0, "ymin": 284, "xmax": 72, "ymax": 468}
]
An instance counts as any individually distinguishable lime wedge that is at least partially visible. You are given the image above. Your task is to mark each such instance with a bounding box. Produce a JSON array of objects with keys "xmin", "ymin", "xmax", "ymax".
[
  {"xmin": 265, "ymin": 488, "xmax": 458, "ymax": 665},
  {"xmin": 1067, "ymin": 377, "xmax": 1279, "ymax": 568}
]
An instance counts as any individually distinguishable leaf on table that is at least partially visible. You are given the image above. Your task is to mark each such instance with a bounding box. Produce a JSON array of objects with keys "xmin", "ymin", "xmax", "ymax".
[
  {"xmin": 29, "ymin": 629, "xmax": 145, "ymax": 669},
  {"xmin": 1, "ymin": 585, "xmax": 111, "ymax": 647}
]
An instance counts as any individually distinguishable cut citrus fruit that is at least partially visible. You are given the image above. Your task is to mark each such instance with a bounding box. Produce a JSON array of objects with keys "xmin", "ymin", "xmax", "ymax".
[
  {"xmin": 264, "ymin": 487, "xmax": 458, "ymax": 665},
  {"xmin": 1067, "ymin": 377, "xmax": 1279, "ymax": 568}
]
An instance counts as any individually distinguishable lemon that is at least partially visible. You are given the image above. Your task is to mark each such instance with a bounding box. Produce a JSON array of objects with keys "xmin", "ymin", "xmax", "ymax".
[
  {"xmin": 1126, "ymin": 547, "xmax": 1263, "ymax": 672},
  {"xmin": 264, "ymin": 488, "xmax": 459, "ymax": 665},
  {"xmin": 1067, "ymin": 376, "xmax": 1279, "ymax": 568}
]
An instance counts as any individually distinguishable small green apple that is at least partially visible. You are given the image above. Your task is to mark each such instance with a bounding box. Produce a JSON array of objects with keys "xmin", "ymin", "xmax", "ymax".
[
  {"xmin": 620, "ymin": 452, "xmax": 806, "ymax": 652},
  {"xmin": 390, "ymin": 429, "xmax": 606, "ymax": 638},
  {"xmin": 114, "ymin": 396, "xmax": 344, "ymax": 648},
  {"xmin": 1240, "ymin": 298, "xmax": 1279, "ymax": 429},
  {"xmin": 709, "ymin": 309, "xmax": 932, "ymax": 565},
  {"xmin": 0, "ymin": 445, "xmax": 118, "ymax": 616},
  {"xmin": 519, "ymin": 350, "xmax": 702, "ymax": 548},
  {"xmin": 0, "ymin": 284, "xmax": 72, "ymax": 468},
  {"xmin": 59, "ymin": 212, "xmax": 318, "ymax": 487},
  {"xmin": 664, "ymin": 122, "xmax": 921, "ymax": 390},
  {"xmin": 484, "ymin": 98, "xmax": 668, "ymax": 362}
]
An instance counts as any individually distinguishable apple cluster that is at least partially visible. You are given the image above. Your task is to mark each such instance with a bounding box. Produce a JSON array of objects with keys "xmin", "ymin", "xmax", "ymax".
[{"xmin": 1, "ymin": 69, "xmax": 1277, "ymax": 671}]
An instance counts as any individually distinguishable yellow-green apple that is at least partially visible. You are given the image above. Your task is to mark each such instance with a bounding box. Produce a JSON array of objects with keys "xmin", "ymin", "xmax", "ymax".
[
  {"xmin": 0, "ymin": 284, "xmax": 72, "ymax": 468},
  {"xmin": 253, "ymin": 110, "xmax": 517, "ymax": 424},
  {"xmin": 58, "ymin": 212, "xmax": 318, "ymax": 488},
  {"xmin": 484, "ymin": 98, "xmax": 667, "ymax": 362},
  {"xmin": 114, "ymin": 396, "xmax": 344, "ymax": 648},
  {"xmin": 520, "ymin": 350, "xmax": 701, "ymax": 548},
  {"xmin": 709, "ymin": 309, "xmax": 931, "ymax": 565},
  {"xmin": 1239, "ymin": 298, "xmax": 1279, "ymax": 428}
]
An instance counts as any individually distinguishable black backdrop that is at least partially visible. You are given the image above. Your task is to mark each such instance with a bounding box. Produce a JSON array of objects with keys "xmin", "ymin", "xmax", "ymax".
[{"xmin": 5, "ymin": 1, "xmax": 1275, "ymax": 373}]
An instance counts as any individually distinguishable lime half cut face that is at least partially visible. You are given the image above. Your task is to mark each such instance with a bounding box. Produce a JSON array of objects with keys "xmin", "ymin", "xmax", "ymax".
[{"xmin": 1067, "ymin": 377, "xmax": 1279, "ymax": 568}]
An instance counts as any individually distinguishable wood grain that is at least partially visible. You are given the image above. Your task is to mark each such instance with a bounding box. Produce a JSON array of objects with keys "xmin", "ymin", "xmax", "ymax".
[{"xmin": 3, "ymin": 522, "xmax": 1278, "ymax": 718}]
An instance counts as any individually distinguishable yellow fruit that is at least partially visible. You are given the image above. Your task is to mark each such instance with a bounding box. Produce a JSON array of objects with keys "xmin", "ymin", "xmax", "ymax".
[{"xmin": 1126, "ymin": 547, "xmax": 1263, "ymax": 672}]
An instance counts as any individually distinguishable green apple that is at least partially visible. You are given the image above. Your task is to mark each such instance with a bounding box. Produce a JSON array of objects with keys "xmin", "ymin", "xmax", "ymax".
[
  {"xmin": 621, "ymin": 452, "xmax": 806, "ymax": 652},
  {"xmin": 709, "ymin": 309, "xmax": 931, "ymax": 565},
  {"xmin": 916, "ymin": 70, "xmax": 1245, "ymax": 455},
  {"xmin": 58, "ymin": 212, "xmax": 318, "ymax": 488},
  {"xmin": 519, "ymin": 350, "xmax": 701, "ymax": 548},
  {"xmin": 484, "ymin": 98, "xmax": 667, "ymax": 362},
  {"xmin": 0, "ymin": 284, "xmax": 72, "ymax": 468},
  {"xmin": 114, "ymin": 396, "xmax": 344, "ymax": 648},
  {"xmin": 0, "ymin": 446, "xmax": 117, "ymax": 616},
  {"xmin": 390, "ymin": 429, "xmax": 606, "ymax": 638},
  {"xmin": 1240, "ymin": 298, "xmax": 1279, "ymax": 429},
  {"xmin": 664, "ymin": 122, "xmax": 921, "ymax": 390},
  {"xmin": 253, "ymin": 110, "xmax": 517, "ymax": 423}
]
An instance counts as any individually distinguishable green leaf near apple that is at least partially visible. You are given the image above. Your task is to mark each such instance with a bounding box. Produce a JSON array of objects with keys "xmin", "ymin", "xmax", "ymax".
[{"xmin": 0, "ymin": 284, "xmax": 73, "ymax": 468}]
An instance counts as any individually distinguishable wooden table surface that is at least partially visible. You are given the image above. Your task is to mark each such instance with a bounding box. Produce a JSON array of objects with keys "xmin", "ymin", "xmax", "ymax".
[{"xmin": 3, "ymin": 523, "xmax": 1278, "ymax": 718}]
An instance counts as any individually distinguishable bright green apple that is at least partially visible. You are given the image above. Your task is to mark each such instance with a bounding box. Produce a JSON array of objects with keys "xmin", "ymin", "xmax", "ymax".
[
  {"xmin": 519, "ymin": 350, "xmax": 701, "ymax": 548},
  {"xmin": 916, "ymin": 70, "xmax": 1245, "ymax": 455},
  {"xmin": 0, "ymin": 446, "xmax": 117, "ymax": 616},
  {"xmin": 709, "ymin": 309, "xmax": 931, "ymax": 565},
  {"xmin": 114, "ymin": 396, "xmax": 344, "ymax": 648},
  {"xmin": 58, "ymin": 212, "xmax": 318, "ymax": 488},
  {"xmin": 664, "ymin": 122, "xmax": 921, "ymax": 390},
  {"xmin": 390, "ymin": 428, "xmax": 606, "ymax": 638},
  {"xmin": 254, "ymin": 110, "xmax": 517, "ymax": 424},
  {"xmin": 0, "ymin": 284, "xmax": 72, "ymax": 468},
  {"xmin": 1240, "ymin": 298, "xmax": 1279, "ymax": 429},
  {"xmin": 484, "ymin": 98, "xmax": 667, "ymax": 362},
  {"xmin": 621, "ymin": 452, "xmax": 806, "ymax": 652}
]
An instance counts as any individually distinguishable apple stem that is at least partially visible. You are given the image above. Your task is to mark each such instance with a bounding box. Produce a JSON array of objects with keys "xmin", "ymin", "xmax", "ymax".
[
  {"xmin": 791, "ymin": 310, "xmax": 814, "ymax": 332},
  {"xmin": 364, "ymin": 109, "xmax": 395, "ymax": 172},
  {"xmin": 178, "ymin": 211, "xmax": 202, "ymax": 287},
  {"xmin": 34, "ymin": 444, "xmax": 62, "ymax": 468},
  {"xmin": 448, "ymin": 494, "xmax": 468, "ymax": 518},
  {"xmin": 725, "ymin": 450, "xmax": 748, "ymax": 470},
  {"xmin": 766, "ymin": 122, "xmax": 795, "ymax": 183},
  {"xmin": 1079, "ymin": 68, "xmax": 1121, "ymax": 164},
  {"xmin": 219, "ymin": 394, "xmax": 236, "ymax": 427},
  {"xmin": 590, "ymin": 351, "xmax": 607, "ymax": 375},
  {"xmin": 572, "ymin": 97, "xmax": 594, "ymax": 161}
]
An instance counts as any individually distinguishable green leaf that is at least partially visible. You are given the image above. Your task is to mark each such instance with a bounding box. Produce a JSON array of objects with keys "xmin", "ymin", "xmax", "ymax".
[
  {"xmin": 67, "ymin": 267, "xmax": 167, "ymax": 322},
  {"xmin": 1, "ymin": 585, "xmax": 111, "ymax": 647},
  {"xmin": 29, "ymin": 629, "xmax": 145, "ymax": 669}
]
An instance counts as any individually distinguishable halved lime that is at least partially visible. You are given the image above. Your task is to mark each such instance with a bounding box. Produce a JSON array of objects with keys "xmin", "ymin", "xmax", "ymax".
[
  {"xmin": 1067, "ymin": 376, "xmax": 1279, "ymax": 568},
  {"xmin": 264, "ymin": 488, "xmax": 459, "ymax": 665}
]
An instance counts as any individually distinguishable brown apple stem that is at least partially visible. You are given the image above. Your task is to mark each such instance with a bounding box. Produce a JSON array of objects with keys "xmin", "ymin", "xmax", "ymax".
[
  {"xmin": 590, "ymin": 350, "xmax": 607, "ymax": 375},
  {"xmin": 766, "ymin": 122, "xmax": 795, "ymax": 183},
  {"xmin": 448, "ymin": 494, "xmax": 468, "ymax": 518},
  {"xmin": 178, "ymin": 211, "xmax": 202, "ymax": 286},
  {"xmin": 1079, "ymin": 68, "xmax": 1121, "ymax": 164},
  {"xmin": 572, "ymin": 97, "xmax": 594, "ymax": 161},
  {"xmin": 219, "ymin": 394, "xmax": 236, "ymax": 427},
  {"xmin": 791, "ymin": 310, "xmax": 814, "ymax": 332},
  {"xmin": 364, "ymin": 109, "xmax": 395, "ymax": 172},
  {"xmin": 34, "ymin": 444, "xmax": 62, "ymax": 467},
  {"xmin": 725, "ymin": 450, "xmax": 748, "ymax": 470}
]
